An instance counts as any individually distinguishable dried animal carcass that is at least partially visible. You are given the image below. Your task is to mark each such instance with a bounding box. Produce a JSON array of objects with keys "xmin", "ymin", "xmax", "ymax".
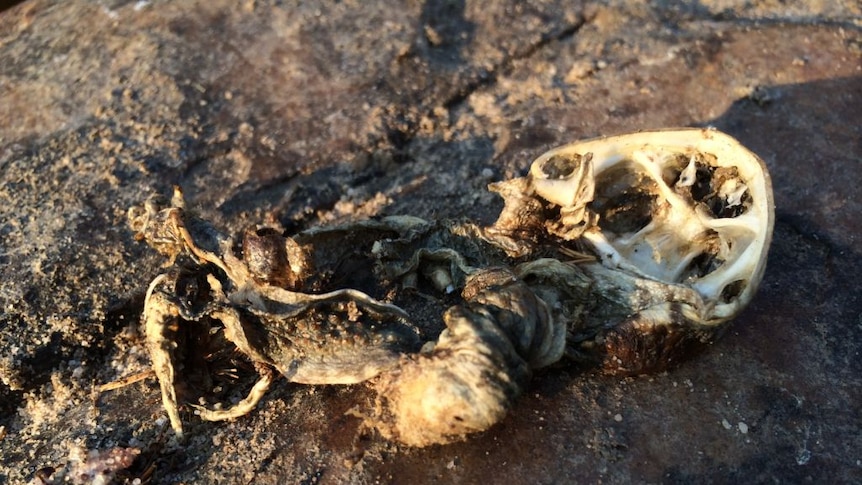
[{"xmin": 126, "ymin": 128, "xmax": 774, "ymax": 446}]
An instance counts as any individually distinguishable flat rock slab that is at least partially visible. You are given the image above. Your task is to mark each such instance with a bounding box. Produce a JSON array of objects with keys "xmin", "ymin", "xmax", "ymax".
[{"xmin": 1, "ymin": 1, "xmax": 860, "ymax": 483}]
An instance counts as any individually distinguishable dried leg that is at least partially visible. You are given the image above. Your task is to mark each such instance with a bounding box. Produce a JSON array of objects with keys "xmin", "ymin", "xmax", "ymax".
[
  {"xmin": 193, "ymin": 364, "xmax": 276, "ymax": 422},
  {"xmin": 142, "ymin": 274, "xmax": 185, "ymax": 438}
]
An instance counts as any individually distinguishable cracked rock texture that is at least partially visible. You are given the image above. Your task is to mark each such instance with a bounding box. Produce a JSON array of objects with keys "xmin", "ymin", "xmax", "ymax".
[{"xmin": 1, "ymin": 0, "xmax": 860, "ymax": 483}]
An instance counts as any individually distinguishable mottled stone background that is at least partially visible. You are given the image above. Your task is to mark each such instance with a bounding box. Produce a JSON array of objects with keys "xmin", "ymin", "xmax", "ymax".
[{"xmin": 1, "ymin": 1, "xmax": 860, "ymax": 483}]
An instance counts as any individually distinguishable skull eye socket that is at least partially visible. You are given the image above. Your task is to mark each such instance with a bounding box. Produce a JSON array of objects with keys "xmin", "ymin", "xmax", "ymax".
[
  {"xmin": 538, "ymin": 152, "xmax": 592, "ymax": 180},
  {"xmin": 540, "ymin": 154, "xmax": 578, "ymax": 179},
  {"xmin": 591, "ymin": 164, "xmax": 658, "ymax": 236}
]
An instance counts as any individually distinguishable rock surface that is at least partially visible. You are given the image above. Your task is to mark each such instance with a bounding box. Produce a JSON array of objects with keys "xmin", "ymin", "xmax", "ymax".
[{"xmin": 1, "ymin": 0, "xmax": 860, "ymax": 483}]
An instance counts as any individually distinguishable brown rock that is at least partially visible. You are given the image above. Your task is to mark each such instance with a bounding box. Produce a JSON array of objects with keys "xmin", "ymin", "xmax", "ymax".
[{"xmin": 1, "ymin": 0, "xmax": 860, "ymax": 482}]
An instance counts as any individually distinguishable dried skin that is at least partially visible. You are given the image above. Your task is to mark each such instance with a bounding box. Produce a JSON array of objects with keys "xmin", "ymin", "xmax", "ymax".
[
  {"xmin": 372, "ymin": 269, "xmax": 546, "ymax": 447},
  {"xmin": 573, "ymin": 262, "xmax": 711, "ymax": 374},
  {"xmin": 213, "ymin": 295, "xmax": 419, "ymax": 385},
  {"xmin": 372, "ymin": 306, "xmax": 528, "ymax": 447}
]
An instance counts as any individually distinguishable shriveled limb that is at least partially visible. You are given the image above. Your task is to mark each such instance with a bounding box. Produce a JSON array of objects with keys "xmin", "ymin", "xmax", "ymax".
[
  {"xmin": 142, "ymin": 274, "xmax": 185, "ymax": 438},
  {"xmin": 193, "ymin": 364, "xmax": 276, "ymax": 422}
]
